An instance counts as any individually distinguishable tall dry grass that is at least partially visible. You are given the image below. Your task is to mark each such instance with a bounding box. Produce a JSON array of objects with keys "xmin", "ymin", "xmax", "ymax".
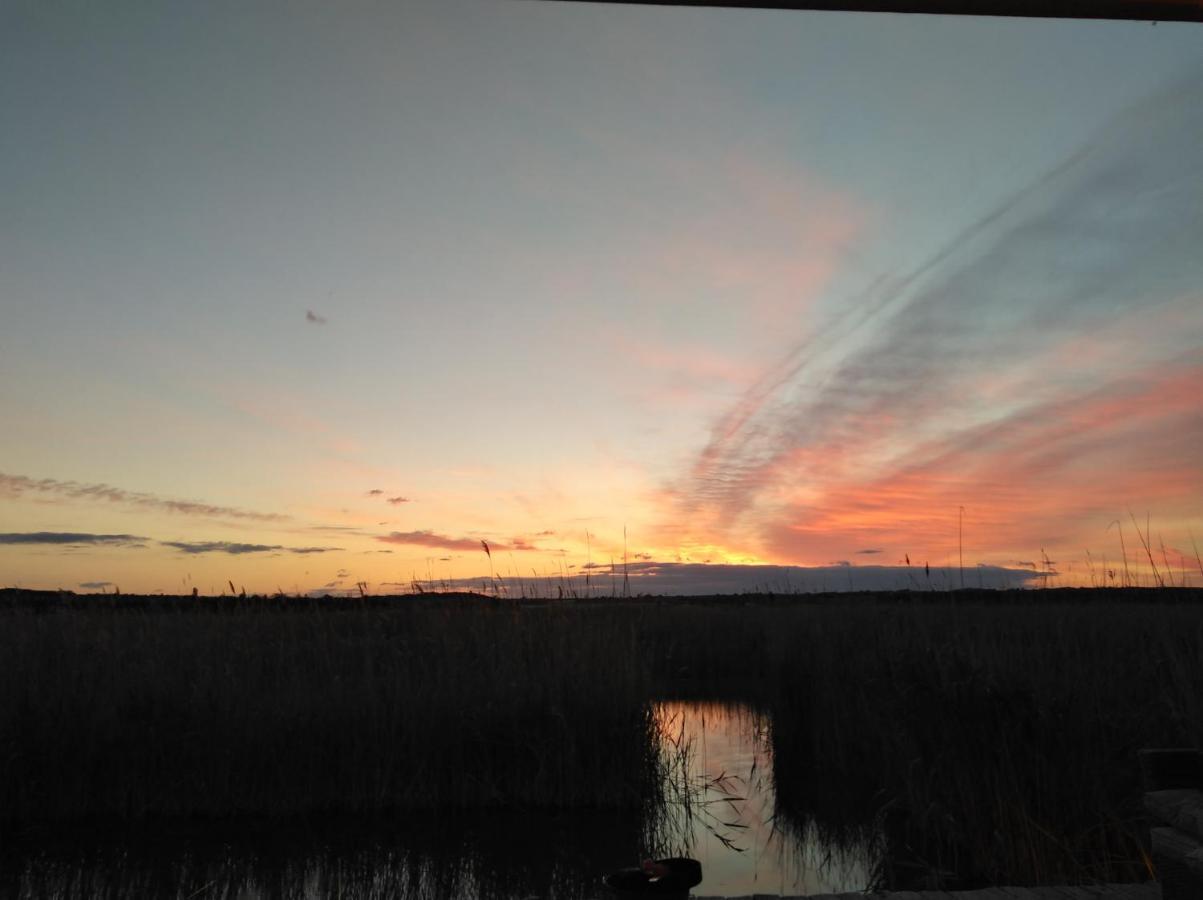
[
  {"xmin": 600, "ymin": 592, "xmax": 1203, "ymax": 886},
  {"xmin": 3, "ymin": 587, "xmax": 1202, "ymax": 890},
  {"xmin": 3, "ymin": 811, "xmax": 643, "ymax": 900},
  {"xmin": 757, "ymin": 601, "xmax": 1203, "ymax": 887},
  {"xmin": 0, "ymin": 600, "xmax": 660, "ymax": 822}
]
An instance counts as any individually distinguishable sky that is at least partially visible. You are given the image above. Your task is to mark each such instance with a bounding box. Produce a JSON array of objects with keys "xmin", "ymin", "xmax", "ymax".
[{"xmin": 2, "ymin": 1, "xmax": 1201, "ymax": 595}]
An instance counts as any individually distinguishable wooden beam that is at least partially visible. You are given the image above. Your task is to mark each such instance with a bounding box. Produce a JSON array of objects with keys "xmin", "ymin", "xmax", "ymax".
[{"xmin": 539, "ymin": 0, "xmax": 1203, "ymax": 23}]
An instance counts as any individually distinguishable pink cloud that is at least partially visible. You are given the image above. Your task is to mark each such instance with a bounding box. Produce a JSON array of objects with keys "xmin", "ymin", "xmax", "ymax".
[
  {"xmin": 756, "ymin": 356, "xmax": 1203, "ymax": 564},
  {"xmin": 378, "ymin": 531, "xmax": 495, "ymax": 552},
  {"xmin": 646, "ymin": 334, "xmax": 1203, "ymax": 572},
  {"xmin": 375, "ymin": 531, "xmax": 549, "ymax": 553},
  {"xmin": 622, "ymin": 156, "xmax": 869, "ymax": 329}
]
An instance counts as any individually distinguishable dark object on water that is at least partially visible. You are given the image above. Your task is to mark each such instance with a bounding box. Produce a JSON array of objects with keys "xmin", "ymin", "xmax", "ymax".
[{"xmin": 603, "ymin": 858, "xmax": 703, "ymax": 897}]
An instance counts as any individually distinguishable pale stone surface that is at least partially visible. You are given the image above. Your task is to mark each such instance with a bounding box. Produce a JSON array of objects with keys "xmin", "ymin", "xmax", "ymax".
[
  {"xmin": 1145, "ymin": 789, "xmax": 1203, "ymax": 839},
  {"xmin": 692, "ymin": 884, "xmax": 1159, "ymax": 900}
]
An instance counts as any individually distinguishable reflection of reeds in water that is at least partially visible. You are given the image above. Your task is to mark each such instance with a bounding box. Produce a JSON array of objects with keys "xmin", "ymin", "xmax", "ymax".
[
  {"xmin": 649, "ymin": 704, "xmax": 712, "ymax": 856},
  {"xmin": 630, "ymin": 594, "xmax": 1203, "ymax": 888},
  {"xmin": 760, "ymin": 601, "xmax": 1203, "ymax": 889},
  {"xmin": 4, "ymin": 587, "xmax": 1202, "ymax": 893},
  {"xmin": 650, "ymin": 702, "xmax": 757, "ymax": 857},
  {"xmin": 648, "ymin": 701, "xmax": 874, "ymax": 895}
]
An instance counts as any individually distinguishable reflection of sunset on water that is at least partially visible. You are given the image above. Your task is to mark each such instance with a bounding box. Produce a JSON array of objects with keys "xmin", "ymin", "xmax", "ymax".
[{"xmin": 654, "ymin": 701, "xmax": 873, "ymax": 895}]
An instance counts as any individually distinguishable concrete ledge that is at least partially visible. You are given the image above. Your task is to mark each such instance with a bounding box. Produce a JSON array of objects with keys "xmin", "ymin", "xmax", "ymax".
[
  {"xmin": 1145, "ymin": 788, "xmax": 1203, "ymax": 900},
  {"xmin": 694, "ymin": 883, "xmax": 1159, "ymax": 899},
  {"xmin": 1145, "ymin": 789, "xmax": 1203, "ymax": 841}
]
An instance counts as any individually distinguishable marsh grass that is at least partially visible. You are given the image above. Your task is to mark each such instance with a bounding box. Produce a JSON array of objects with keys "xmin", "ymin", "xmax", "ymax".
[
  {"xmin": 0, "ymin": 599, "xmax": 662, "ymax": 822},
  {"xmin": 2, "ymin": 811, "xmax": 645, "ymax": 900},
  {"xmin": 589, "ymin": 591, "xmax": 1203, "ymax": 886},
  {"xmin": 2, "ymin": 587, "xmax": 1202, "ymax": 890},
  {"xmin": 749, "ymin": 601, "xmax": 1203, "ymax": 887}
]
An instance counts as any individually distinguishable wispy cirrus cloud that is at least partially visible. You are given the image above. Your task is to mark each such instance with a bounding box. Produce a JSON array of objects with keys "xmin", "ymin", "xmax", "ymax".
[
  {"xmin": 765, "ymin": 353, "xmax": 1203, "ymax": 559},
  {"xmin": 306, "ymin": 525, "xmax": 373, "ymax": 535},
  {"xmin": 0, "ymin": 474, "xmax": 287, "ymax": 522},
  {"xmin": 0, "ymin": 532, "xmax": 147, "ymax": 547},
  {"xmin": 659, "ymin": 78, "xmax": 1203, "ymax": 565}
]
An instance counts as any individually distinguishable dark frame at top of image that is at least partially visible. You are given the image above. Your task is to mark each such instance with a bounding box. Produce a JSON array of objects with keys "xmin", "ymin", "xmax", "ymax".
[{"xmin": 537, "ymin": 0, "xmax": 1203, "ymax": 23}]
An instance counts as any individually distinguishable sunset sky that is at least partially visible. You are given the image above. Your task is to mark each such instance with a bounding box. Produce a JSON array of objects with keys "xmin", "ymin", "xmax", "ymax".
[{"xmin": 2, "ymin": 1, "xmax": 1201, "ymax": 595}]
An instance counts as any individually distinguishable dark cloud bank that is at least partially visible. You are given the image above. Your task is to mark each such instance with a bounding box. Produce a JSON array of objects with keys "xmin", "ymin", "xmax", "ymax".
[
  {"xmin": 161, "ymin": 541, "xmax": 343, "ymax": 555},
  {"xmin": 421, "ymin": 562, "xmax": 1041, "ymax": 596}
]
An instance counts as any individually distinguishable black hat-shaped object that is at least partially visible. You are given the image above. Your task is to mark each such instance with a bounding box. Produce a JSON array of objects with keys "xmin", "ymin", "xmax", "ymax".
[{"xmin": 602, "ymin": 858, "xmax": 703, "ymax": 898}]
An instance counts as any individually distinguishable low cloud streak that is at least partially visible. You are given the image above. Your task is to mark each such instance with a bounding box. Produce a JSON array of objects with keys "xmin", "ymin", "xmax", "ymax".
[
  {"xmin": 378, "ymin": 531, "xmax": 504, "ymax": 552},
  {"xmin": 0, "ymin": 532, "xmax": 146, "ymax": 547},
  {"xmin": 0, "ymin": 474, "xmax": 287, "ymax": 523},
  {"xmin": 161, "ymin": 540, "xmax": 343, "ymax": 555}
]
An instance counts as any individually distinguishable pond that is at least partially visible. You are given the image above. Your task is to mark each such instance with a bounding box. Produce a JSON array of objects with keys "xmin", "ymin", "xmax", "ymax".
[
  {"xmin": 652, "ymin": 701, "xmax": 875, "ymax": 896},
  {"xmin": 0, "ymin": 702, "xmax": 876, "ymax": 899}
]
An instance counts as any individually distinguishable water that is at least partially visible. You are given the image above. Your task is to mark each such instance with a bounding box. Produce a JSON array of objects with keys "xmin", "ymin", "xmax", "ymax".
[
  {"xmin": 653, "ymin": 701, "xmax": 873, "ymax": 896},
  {"xmin": 0, "ymin": 702, "xmax": 874, "ymax": 899}
]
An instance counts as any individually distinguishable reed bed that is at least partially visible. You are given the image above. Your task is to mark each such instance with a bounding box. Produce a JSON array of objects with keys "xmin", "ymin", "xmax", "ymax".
[
  {"xmin": 747, "ymin": 601, "xmax": 1202, "ymax": 887},
  {"xmin": 3, "ymin": 587, "xmax": 1202, "ymax": 891},
  {"xmin": 3, "ymin": 811, "xmax": 643, "ymax": 900},
  {"xmin": 571, "ymin": 592, "xmax": 1203, "ymax": 887},
  {"xmin": 0, "ymin": 600, "xmax": 661, "ymax": 822}
]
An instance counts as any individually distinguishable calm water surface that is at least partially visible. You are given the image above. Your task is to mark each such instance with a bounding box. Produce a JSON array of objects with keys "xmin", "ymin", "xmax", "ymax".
[
  {"xmin": 1, "ymin": 702, "xmax": 874, "ymax": 899},
  {"xmin": 654, "ymin": 701, "xmax": 872, "ymax": 896}
]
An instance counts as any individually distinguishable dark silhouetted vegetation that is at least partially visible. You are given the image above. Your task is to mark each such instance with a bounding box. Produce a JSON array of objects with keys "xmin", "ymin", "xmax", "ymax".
[
  {"xmin": 2, "ymin": 586, "xmax": 1202, "ymax": 891},
  {"xmin": 0, "ymin": 596, "xmax": 661, "ymax": 821},
  {"xmin": 1, "ymin": 812, "xmax": 643, "ymax": 900},
  {"xmin": 638, "ymin": 594, "xmax": 1203, "ymax": 888}
]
